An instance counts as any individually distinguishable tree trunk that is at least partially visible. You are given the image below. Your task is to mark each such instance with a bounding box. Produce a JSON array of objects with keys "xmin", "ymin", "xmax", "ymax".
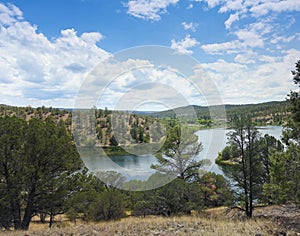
[
  {"xmin": 21, "ymin": 187, "xmax": 35, "ymax": 230},
  {"xmin": 21, "ymin": 208, "xmax": 33, "ymax": 230},
  {"xmin": 12, "ymin": 200, "xmax": 22, "ymax": 230},
  {"xmin": 40, "ymin": 213, "xmax": 46, "ymax": 223},
  {"xmin": 241, "ymin": 144, "xmax": 249, "ymax": 217},
  {"xmin": 49, "ymin": 213, "xmax": 54, "ymax": 228}
]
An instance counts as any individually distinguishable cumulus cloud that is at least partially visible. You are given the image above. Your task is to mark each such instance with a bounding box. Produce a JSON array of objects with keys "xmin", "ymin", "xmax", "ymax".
[
  {"xmin": 201, "ymin": 40, "xmax": 241, "ymax": 54},
  {"xmin": 125, "ymin": 0, "xmax": 179, "ymax": 21},
  {"xmin": 0, "ymin": 3, "xmax": 23, "ymax": 25},
  {"xmin": 0, "ymin": 3, "xmax": 109, "ymax": 107},
  {"xmin": 182, "ymin": 22, "xmax": 198, "ymax": 32},
  {"xmin": 271, "ymin": 35, "xmax": 297, "ymax": 44},
  {"xmin": 201, "ymin": 49, "xmax": 300, "ymax": 104},
  {"xmin": 235, "ymin": 30, "xmax": 264, "ymax": 48},
  {"xmin": 199, "ymin": 0, "xmax": 300, "ymax": 31},
  {"xmin": 195, "ymin": 0, "xmax": 222, "ymax": 9},
  {"xmin": 202, "ymin": 18, "xmax": 270, "ymax": 55},
  {"xmin": 249, "ymin": 0, "xmax": 300, "ymax": 17},
  {"xmin": 171, "ymin": 35, "xmax": 200, "ymax": 55},
  {"xmin": 75, "ymin": 57, "xmax": 212, "ymax": 110},
  {"xmin": 234, "ymin": 51, "xmax": 257, "ymax": 64},
  {"xmin": 225, "ymin": 13, "xmax": 239, "ymax": 29}
]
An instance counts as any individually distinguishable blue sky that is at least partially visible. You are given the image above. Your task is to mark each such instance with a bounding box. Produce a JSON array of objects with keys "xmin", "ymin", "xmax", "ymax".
[{"xmin": 0, "ymin": 0, "xmax": 300, "ymax": 109}]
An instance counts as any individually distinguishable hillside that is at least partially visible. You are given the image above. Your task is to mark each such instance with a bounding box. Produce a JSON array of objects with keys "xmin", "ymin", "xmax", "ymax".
[
  {"xmin": 150, "ymin": 100, "xmax": 289, "ymax": 126},
  {"xmin": 0, "ymin": 105, "xmax": 162, "ymax": 149},
  {"xmin": 1, "ymin": 205, "xmax": 298, "ymax": 236},
  {"xmin": 0, "ymin": 100, "xmax": 289, "ymax": 150}
]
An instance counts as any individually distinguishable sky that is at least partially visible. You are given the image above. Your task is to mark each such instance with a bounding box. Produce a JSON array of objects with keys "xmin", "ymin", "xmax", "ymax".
[{"xmin": 1, "ymin": 0, "xmax": 300, "ymax": 110}]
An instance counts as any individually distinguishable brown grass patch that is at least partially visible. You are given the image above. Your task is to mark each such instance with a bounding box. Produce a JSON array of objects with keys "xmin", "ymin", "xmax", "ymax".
[{"xmin": 0, "ymin": 215, "xmax": 294, "ymax": 236}]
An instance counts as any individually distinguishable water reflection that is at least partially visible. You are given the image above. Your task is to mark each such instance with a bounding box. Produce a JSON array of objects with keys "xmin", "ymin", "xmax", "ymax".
[{"xmin": 82, "ymin": 126, "xmax": 283, "ymax": 182}]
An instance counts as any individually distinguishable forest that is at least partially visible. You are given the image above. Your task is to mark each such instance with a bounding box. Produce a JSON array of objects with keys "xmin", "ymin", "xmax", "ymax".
[{"xmin": 0, "ymin": 61, "xmax": 299, "ymax": 234}]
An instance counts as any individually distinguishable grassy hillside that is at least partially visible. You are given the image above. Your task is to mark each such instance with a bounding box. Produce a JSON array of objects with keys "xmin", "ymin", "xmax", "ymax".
[
  {"xmin": 1, "ymin": 205, "xmax": 298, "ymax": 235},
  {"xmin": 0, "ymin": 105, "xmax": 163, "ymax": 149}
]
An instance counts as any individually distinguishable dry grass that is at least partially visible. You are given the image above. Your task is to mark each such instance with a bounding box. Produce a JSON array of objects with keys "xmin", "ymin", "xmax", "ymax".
[
  {"xmin": 0, "ymin": 206, "xmax": 299, "ymax": 236},
  {"xmin": 0, "ymin": 215, "xmax": 294, "ymax": 235}
]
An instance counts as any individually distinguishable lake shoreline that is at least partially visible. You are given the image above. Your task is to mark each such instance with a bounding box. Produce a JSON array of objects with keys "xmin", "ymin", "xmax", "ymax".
[{"xmin": 97, "ymin": 125, "xmax": 283, "ymax": 156}]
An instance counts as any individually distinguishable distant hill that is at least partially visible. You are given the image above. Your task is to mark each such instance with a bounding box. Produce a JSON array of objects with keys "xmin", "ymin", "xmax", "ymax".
[
  {"xmin": 0, "ymin": 100, "xmax": 290, "ymax": 146},
  {"xmin": 149, "ymin": 100, "xmax": 289, "ymax": 125}
]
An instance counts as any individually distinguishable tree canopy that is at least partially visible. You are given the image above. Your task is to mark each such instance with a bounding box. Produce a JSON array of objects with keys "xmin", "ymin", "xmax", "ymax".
[{"xmin": 0, "ymin": 116, "xmax": 83, "ymax": 230}]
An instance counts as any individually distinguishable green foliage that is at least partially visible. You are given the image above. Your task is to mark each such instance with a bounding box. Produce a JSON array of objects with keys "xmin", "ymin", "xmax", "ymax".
[
  {"xmin": 264, "ymin": 60, "xmax": 300, "ymax": 206},
  {"xmin": 283, "ymin": 60, "xmax": 300, "ymax": 144},
  {"xmin": 152, "ymin": 124, "xmax": 205, "ymax": 180},
  {"xmin": 198, "ymin": 172, "xmax": 233, "ymax": 207},
  {"xmin": 0, "ymin": 116, "xmax": 83, "ymax": 230},
  {"xmin": 0, "ymin": 116, "xmax": 26, "ymax": 229},
  {"xmin": 216, "ymin": 116, "xmax": 283, "ymax": 217},
  {"xmin": 87, "ymin": 190, "xmax": 125, "ymax": 221},
  {"xmin": 150, "ymin": 102, "xmax": 288, "ymax": 126},
  {"xmin": 109, "ymin": 135, "xmax": 119, "ymax": 146},
  {"xmin": 264, "ymin": 143, "xmax": 300, "ymax": 205},
  {"xmin": 129, "ymin": 178, "xmax": 203, "ymax": 216}
]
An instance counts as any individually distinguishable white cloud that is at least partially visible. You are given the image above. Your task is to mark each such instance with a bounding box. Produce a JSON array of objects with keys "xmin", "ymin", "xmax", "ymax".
[
  {"xmin": 203, "ymin": 19, "xmax": 269, "ymax": 54},
  {"xmin": 250, "ymin": 0, "xmax": 300, "ymax": 17},
  {"xmin": 187, "ymin": 3, "xmax": 194, "ymax": 9},
  {"xmin": 225, "ymin": 13, "xmax": 239, "ymax": 29},
  {"xmin": 218, "ymin": 0, "xmax": 243, "ymax": 13},
  {"xmin": 201, "ymin": 40, "xmax": 241, "ymax": 54},
  {"xmin": 182, "ymin": 22, "xmax": 198, "ymax": 32},
  {"xmin": 198, "ymin": 0, "xmax": 300, "ymax": 33},
  {"xmin": 0, "ymin": 3, "xmax": 23, "ymax": 25},
  {"xmin": 0, "ymin": 3, "xmax": 109, "ymax": 107},
  {"xmin": 125, "ymin": 0, "xmax": 179, "ymax": 21},
  {"xmin": 196, "ymin": 0, "xmax": 222, "ymax": 9},
  {"xmin": 76, "ymin": 57, "xmax": 213, "ymax": 110},
  {"xmin": 171, "ymin": 35, "xmax": 200, "ymax": 55},
  {"xmin": 201, "ymin": 49, "xmax": 300, "ymax": 104},
  {"xmin": 271, "ymin": 35, "xmax": 296, "ymax": 44},
  {"xmin": 258, "ymin": 55, "xmax": 279, "ymax": 63},
  {"xmin": 234, "ymin": 51, "xmax": 257, "ymax": 64},
  {"xmin": 235, "ymin": 30, "xmax": 264, "ymax": 48},
  {"xmin": 201, "ymin": 0, "xmax": 300, "ymax": 16}
]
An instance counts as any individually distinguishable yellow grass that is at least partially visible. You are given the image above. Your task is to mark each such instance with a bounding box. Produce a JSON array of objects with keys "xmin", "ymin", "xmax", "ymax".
[{"xmin": 0, "ymin": 213, "xmax": 292, "ymax": 236}]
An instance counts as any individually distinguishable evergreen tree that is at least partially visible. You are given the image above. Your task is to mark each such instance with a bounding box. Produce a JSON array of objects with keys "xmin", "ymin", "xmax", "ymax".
[
  {"xmin": 264, "ymin": 60, "xmax": 300, "ymax": 206},
  {"xmin": 0, "ymin": 117, "xmax": 83, "ymax": 230},
  {"xmin": 152, "ymin": 124, "xmax": 205, "ymax": 180},
  {"xmin": 216, "ymin": 116, "xmax": 263, "ymax": 217}
]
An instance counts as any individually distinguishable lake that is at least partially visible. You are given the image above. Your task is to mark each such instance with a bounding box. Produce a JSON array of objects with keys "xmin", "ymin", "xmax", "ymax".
[{"xmin": 82, "ymin": 126, "xmax": 283, "ymax": 182}]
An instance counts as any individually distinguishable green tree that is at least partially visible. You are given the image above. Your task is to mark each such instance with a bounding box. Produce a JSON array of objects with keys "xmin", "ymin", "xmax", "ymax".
[
  {"xmin": 0, "ymin": 116, "xmax": 83, "ymax": 230},
  {"xmin": 259, "ymin": 134, "xmax": 284, "ymax": 184},
  {"xmin": 283, "ymin": 60, "xmax": 300, "ymax": 143},
  {"xmin": 138, "ymin": 126, "xmax": 144, "ymax": 143},
  {"xmin": 130, "ymin": 125, "xmax": 138, "ymax": 143},
  {"xmin": 264, "ymin": 60, "xmax": 300, "ymax": 206},
  {"xmin": 130, "ymin": 178, "xmax": 203, "ymax": 216},
  {"xmin": 198, "ymin": 172, "xmax": 233, "ymax": 207},
  {"xmin": 21, "ymin": 118, "xmax": 83, "ymax": 229},
  {"xmin": 87, "ymin": 190, "xmax": 125, "ymax": 221},
  {"xmin": 152, "ymin": 124, "xmax": 206, "ymax": 180},
  {"xmin": 109, "ymin": 135, "xmax": 119, "ymax": 146},
  {"xmin": 65, "ymin": 172, "xmax": 106, "ymax": 222},
  {"xmin": 0, "ymin": 116, "xmax": 26, "ymax": 229},
  {"xmin": 263, "ymin": 144, "xmax": 300, "ymax": 205},
  {"xmin": 216, "ymin": 116, "xmax": 263, "ymax": 217}
]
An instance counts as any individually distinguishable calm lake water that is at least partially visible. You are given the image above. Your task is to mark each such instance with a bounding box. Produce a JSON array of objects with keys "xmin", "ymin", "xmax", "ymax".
[{"xmin": 82, "ymin": 126, "xmax": 283, "ymax": 181}]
